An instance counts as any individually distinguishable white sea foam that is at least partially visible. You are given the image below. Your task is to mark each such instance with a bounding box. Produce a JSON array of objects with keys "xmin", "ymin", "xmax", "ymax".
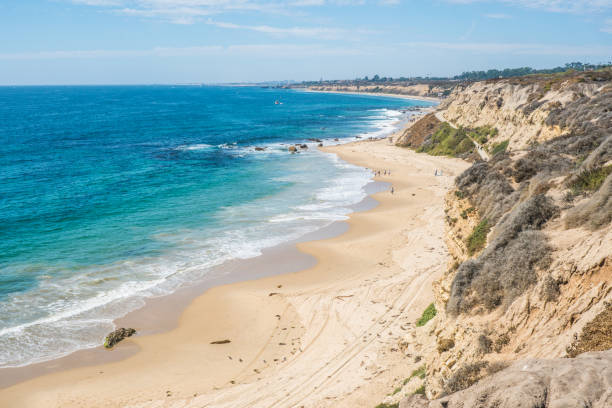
[
  {"xmin": 0, "ymin": 107, "xmax": 402, "ymax": 369},
  {"xmin": 175, "ymin": 143, "xmax": 214, "ymax": 151}
]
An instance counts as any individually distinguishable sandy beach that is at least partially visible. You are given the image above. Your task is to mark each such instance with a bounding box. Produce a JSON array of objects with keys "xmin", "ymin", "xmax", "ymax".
[
  {"xmin": 298, "ymin": 88, "xmax": 442, "ymax": 104},
  {"xmin": 0, "ymin": 138, "xmax": 468, "ymax": 408}
]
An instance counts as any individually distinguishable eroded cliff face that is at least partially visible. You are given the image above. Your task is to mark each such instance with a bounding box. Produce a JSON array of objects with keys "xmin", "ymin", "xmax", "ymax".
[
  {"xmin": 439, "ymin": 72, "xmax": 611, "ymax": 150},
  {"xmin": 401, "ymin": 70, "xmax": 612, "ymax": 403}
]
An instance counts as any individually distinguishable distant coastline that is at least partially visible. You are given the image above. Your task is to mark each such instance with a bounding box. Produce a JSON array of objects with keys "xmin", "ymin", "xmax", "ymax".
[{"xmin": 295, "ymin": 87, "xmax": 442, "ymax": 103}]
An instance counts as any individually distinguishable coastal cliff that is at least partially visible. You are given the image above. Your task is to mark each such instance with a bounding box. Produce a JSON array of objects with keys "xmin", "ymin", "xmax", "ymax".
[
  {"xmin": 391, "ymin": 69, "xmax": 612, "ymax": 406},
  {"xmin": 299, "ymin": 83, "xmax": 450, "ymax": 99}
]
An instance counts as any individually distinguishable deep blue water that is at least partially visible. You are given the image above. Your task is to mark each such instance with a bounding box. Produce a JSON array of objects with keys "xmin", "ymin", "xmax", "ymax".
[{"xmin": 0, "ymin": 85, "xmax": 431, "ymax": 367}]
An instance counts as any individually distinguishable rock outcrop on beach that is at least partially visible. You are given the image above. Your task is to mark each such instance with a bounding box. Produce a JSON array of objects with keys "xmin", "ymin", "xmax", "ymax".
[
  {"xmin": 390, "ymin": 68, "xmax": 612, "ymax": 405},
  {"xmin": 103, "ymin": 328, "xmax": 136, "ymax": 348},
  {"xmin": 400, "ymin": 350, "xmax": 612, "ymax": 408}
]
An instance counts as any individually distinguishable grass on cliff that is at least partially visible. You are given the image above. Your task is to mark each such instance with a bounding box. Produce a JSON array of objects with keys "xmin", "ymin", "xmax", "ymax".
[
  {"xmin": 466, "ymin": 219, "xmax": 491, "ymax": 255},
  {"xmin": 417, "ymin": 123, "xmax": 474, "ymax": 157},
  {"xmin": 416, "ymin": 303, "xmax": 437, "ymax": 327},
  {"xmin": 374, "ymin": 403, "xmax": 398, "ymax": 408},
  {"xmin": 491, "ymin": 140, "xmax": 509, "ymax": 156},
  {"xmin": 468, "ymin": 125, "xmax": 498, "ymax": 145},
  {"xmin": 410, "ymin": 365, "xmax": 427, "ymax": 380}
]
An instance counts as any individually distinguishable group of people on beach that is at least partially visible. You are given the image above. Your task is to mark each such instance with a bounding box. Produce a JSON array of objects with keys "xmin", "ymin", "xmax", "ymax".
[{"xmin": 373, "ymin": 169, "xmax": 392, "ymax": 176}]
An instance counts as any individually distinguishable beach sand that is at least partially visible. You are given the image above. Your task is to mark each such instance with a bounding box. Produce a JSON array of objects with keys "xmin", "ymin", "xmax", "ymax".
[
  {"xmin": 0, "ymin": 138, "xmax": 468, "ymax": 408},
  {"xmin": 299, "ymin": 88, "xmax": 442, "ymax": 103}
]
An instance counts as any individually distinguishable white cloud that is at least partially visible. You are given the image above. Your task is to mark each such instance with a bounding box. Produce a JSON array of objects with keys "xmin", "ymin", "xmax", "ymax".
[
  {"xmin": 400, "ymin": 41, "xmax": 612, "ymax": 55},
  {"xmin": 0, "ymin": 44, "xmax": 366, "ymax": 60},
  {"xmin": 67, "ymin": 0, "xmax": 393, "ymax": 24},
  {"xmin": 205, "ymin": 18, "xmax": 347, "ymax": 38},
  {"xmin": 446, "ymin": 0, "xmax": 612, "ymax": 14}
]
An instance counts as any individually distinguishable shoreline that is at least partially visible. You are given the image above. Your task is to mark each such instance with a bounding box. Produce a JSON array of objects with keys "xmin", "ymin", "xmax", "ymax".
[
  {"xmin": 296, "ymin": 87, "xmax": 443, "ymax": 104},
  {"xmin": 0, "ymin": 96, "xmax": 424, "ymax": 376},
  {"xmin": 0, "ymin": 138, "xmax": 469, "ymax": 408},
  {"xmin": 0, "ymin": 181, "xmax": 387, "ymax": 388}
]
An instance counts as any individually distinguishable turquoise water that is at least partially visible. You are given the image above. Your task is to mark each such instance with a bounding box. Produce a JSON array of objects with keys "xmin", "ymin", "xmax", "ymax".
[{"xmin": 0, "ymin": 85, "xmax": 432, "ymax": 367}]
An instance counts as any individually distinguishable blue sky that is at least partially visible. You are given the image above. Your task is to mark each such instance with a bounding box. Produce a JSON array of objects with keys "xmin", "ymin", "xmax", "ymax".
[{"xmin": 1, "ymin": 0, "xmax": 611, "ymax": 84}]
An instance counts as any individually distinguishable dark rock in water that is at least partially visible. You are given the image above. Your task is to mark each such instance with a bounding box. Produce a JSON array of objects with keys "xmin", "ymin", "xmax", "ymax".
[
  {"xmin": 318, "ymin": 143, "xmax": 323, "ymax": 147},
  {"xmin": 210, "ymin": 339, "xmax": 231, "ymax": 344},
  {"xmin": 104, "ymin": 328, "xmax": 136, "ymax": 348},
  {"xmin": 334, "ymin": 138, "xmax": 339, "ymax": 141},
  {"xmin": 355, "ymin": 136, "xmax": 362, "ymax": 139},
  {"xmin": 254, "ymin": 147, "xmax": 266, "ymax": 151},
  {"xmin": 288, "ymin": 145, "xmax": 297, "ymax": 153},
  {"xmin": 307, "ymin": 138, "xmax": 322, "ymax": 143},
  {"xmin": 299, "ymin": 144, "xmax": 308, "ymax": 149}
]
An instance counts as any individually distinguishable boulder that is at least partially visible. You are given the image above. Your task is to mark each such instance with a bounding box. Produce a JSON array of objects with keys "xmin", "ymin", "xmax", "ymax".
[
  {"xmin": 254, "ymin": 147, "xmax": 266, "ymax": 151},
  {"xmin": 288, "ymin": 146, "xmax": 297, "ymax": 153},
  {"xmin": 104, "ymin": 328, "xmax": 136, "ymax": 348},
  {"xmin": 399, "ymin": 350, "xmax": 612, "ymax": 408}
]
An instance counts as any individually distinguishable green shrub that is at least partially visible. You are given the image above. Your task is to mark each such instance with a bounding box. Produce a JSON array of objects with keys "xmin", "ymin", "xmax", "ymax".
[
  {"xmin": 569, "ymin": 165, "xmax": 612, "ymax": 195},
  {"xmin": 491, "ymin": 140, "xmax": 509, "ymax": 155},
  {"xmin": 375, "ymin": 404, "xmax": 398, "ymax": 408},
  {"xmin": 454, "ymin": 190, "xmax": 466, "ymax": 199},
  {"xmin": 469, "ymin": 126, "xmax": 498, "ymax": 145},
  {"xmin": 418, "ymin": 123, "xmax": 474, "ymax": 157},
  {"xmin": 416, "ymin": 303, "xmax": 437, "ymax": 327},
  {"xmin": 466, "ymin": 219, "xmax": 490, "ymax": 255},
  {"xmin": 414, "ymin": 385, "xmax": 426, "ymax": 395}
]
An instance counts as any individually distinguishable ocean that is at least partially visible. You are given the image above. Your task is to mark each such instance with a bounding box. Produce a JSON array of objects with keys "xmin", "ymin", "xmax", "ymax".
[{"xmin": 0, "ymin": 85, "xmax": 433, "ymax": 368}]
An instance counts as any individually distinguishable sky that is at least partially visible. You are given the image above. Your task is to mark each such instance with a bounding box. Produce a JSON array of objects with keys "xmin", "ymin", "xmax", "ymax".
[{"xmin": 0, "ymin": 0, "xmax": 611, "ymax": 84}]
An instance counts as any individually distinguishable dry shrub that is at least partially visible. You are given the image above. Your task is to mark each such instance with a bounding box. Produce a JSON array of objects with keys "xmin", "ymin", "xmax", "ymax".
[
  {"xmin": 513, "ymin": 149, "xmax": 573, "ymax": 183},
  {"xmin": 486, "ymin": 360, "xmax": 510, "ymax": 375},
  {"xmin": 578, "ymin": 134, "xmax": 612, "ymax": 171},
  {"xmin": 456, "ymin": 161, "xmax": 517, "ymax": 223},
  {"xmin": 566, "ymin": 302, "xmax": 612, "ymax": 357},
  {"xmin": 447, "ymin": 196, "xmax": 557, "ymax": 315},
  {"xmin": 478, "ymin": 334, "xmax": 493, "ymax": 354},
  {"xmin": 494, "ymin": 334, "xmax": 510, "ymax": 352},
  {"xmin": 565, "ymin": 173, "xmax": 612, "ymax": 230},
  {"xmin": 539, "ymin": 275, "xmax": 561, "ymax": 302},
  {"xmin": 491, "ymin": 194, "xmax": 559, "ymax": 249},
  {"xmin": 443, "ymin": 361, "xmax": 489, "ymax": 394},
  {"xmin": 437, "ymin": 338, "xmax": 455, "ymax": 353}
]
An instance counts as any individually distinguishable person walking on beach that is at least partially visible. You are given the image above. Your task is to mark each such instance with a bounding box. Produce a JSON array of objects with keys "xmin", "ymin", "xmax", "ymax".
[{"xmin": 391, "ymin": 186, "xmax": 394, "ymax": 194}]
